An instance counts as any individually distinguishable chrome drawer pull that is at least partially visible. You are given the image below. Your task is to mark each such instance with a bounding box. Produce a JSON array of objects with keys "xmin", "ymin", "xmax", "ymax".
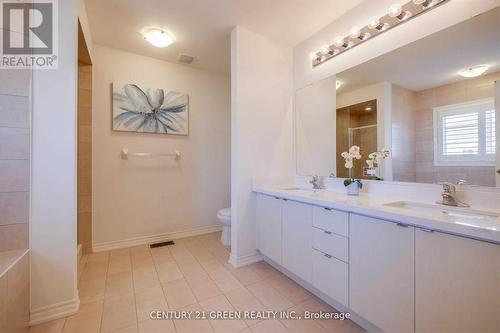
[
  {"xmin": 396, "ymin": 222, "xmax": 409, "ymax": 228},
  {"xmin": 324, "ymin": 207, "xmax": 332, "ymax": 211},
  {"xmin": 419, "ymin": 227, "xmax": 434, "ymax": 233},
  {"xmin": 324, "ymin": 230, "xmax": 332, "ymax": 234},
  {"xmin": 324, "ymin": 253, "xmax": 332, "ymax": 258}
]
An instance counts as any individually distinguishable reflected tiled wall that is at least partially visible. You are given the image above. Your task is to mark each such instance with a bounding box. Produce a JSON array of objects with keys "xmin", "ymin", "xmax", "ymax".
[
  {"xmin": 0, "ymin": 68, "xmax": 31, "ymax": 252},
  {"xmin": 414, "ymin": 72, "xmax": 499, "ymax": 186},
  {"xmin": 78, "ymin": 64, "xmax": 92, "ymax": 253},
  {"xmin": 392, "ymin": 84, "xmax": 416, "ymax": 182}
]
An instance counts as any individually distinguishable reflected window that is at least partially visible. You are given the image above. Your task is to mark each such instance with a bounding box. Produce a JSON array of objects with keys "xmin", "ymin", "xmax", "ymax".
[{"xmin": 434, "ymin": 98, "xmax": 495, "ymax": 166}]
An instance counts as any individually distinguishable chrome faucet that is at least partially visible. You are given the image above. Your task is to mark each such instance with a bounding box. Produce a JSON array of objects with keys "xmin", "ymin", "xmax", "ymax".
[
  {"xmin": 309, "ymin": 175, "xmax": 325, "ymax": 190},
  {"xmin": 437, "ymin": 182, "xmax": 469, "ymax": 207}
]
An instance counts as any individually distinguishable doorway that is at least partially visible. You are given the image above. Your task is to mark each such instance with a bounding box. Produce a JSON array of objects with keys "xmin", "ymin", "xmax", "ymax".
[{"xmin": 78, "ymin": 20, "xmax": 93, "ymax": 254}]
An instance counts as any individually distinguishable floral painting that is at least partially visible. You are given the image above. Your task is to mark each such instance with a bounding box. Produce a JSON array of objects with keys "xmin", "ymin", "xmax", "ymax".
[{"xmin": 112, "ymin": 82, "xmax": 189, "ymax": 135}]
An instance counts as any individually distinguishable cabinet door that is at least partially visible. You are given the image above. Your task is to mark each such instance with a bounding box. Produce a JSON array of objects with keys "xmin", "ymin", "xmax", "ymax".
[
  {"xmin": 415, "ymin": 230, "xmax": 500, "ymax": 332},
  {"xmin": 350, "ymin": 214, "xmax": 414, "ymax": 332},
  {"xmin": 312, "ymin": 249, "xmax": 348, "ymax": 306},
  {"xmin": 255, "ymin": 194, "xmax": 283, "ymax": 264},
  {"xmin": 283, "ymin": 200, "xmax": 313, "ymax": 283}
]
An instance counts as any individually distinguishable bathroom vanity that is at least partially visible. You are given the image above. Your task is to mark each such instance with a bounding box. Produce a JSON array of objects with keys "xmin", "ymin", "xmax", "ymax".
[{"xmin": 253, "ymin": 186, "xmax": 500, "ymax": 332}]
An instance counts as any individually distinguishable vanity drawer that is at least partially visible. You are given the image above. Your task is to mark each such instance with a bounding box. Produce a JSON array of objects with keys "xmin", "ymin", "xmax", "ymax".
[
  {"xmin": 312, "ymin": 248, "xmax": 348, "ymax": 307},
  {"xmin": 312, "ymin": 227, "xmax": 349, "ymax": 262},
  {"xmin": 312, "ymin": 206, "xmax": 349, "ymax": 237}
]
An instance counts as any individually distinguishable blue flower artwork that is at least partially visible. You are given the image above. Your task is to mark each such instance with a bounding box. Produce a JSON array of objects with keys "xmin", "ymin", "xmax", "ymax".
[{"xmin": 112, "ymin": 82, "xmax": 189, "ymax": 135}]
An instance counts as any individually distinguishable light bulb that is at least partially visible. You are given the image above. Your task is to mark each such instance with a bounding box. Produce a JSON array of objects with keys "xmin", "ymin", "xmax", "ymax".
[
  {"xmin": 321, "ymin": 45, "xmax": 333, "ymax": 55},
  {"xmin": 368, "ymin": 17, "xmax": 389, "ymax": 31},
  {"xmin": 368, "ymin": 17, "xmax": 380, "ymax": 29},
  {"xmin": 334, "ymin": 37, "xmax": 345, "ymax": 48},
  {"xmin": 143, "ymin": 29, "xmax": 173, "ymax": 48},
  {"xmin": 389, "ymin": 4, "xmax": 403, "ymax": 17},
  {"xmin": 350, "ymin": 27, "xmax": 361, "ymax": 39},
  {"xmin": 413, "ymin": 0, "xmax": 430, "ymax": 6}
]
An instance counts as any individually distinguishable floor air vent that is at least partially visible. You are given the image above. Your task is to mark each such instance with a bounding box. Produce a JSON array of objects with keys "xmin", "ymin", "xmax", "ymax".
[{"xmin": 149, "ymin": 240, "xmax": 175, "ymax": 248}]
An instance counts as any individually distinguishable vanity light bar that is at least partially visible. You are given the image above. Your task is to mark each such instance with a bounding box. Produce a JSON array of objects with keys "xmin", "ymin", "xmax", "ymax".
[{"xmin": 311, "ymin": 0, "xmax": 449, "ymax": 67}]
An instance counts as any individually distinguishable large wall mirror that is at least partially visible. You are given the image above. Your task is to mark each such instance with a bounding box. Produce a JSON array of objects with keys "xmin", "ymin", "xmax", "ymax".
[{"xmin": 295, "ymin": 6, "xmax": 500, "ymax": 187}]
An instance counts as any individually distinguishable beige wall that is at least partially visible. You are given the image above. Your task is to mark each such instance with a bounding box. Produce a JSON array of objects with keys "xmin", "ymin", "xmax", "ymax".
[
  {"xmin": 414, "ymin": 72, "xmax": 500, "ymax": 186},
  {"xmin": 392, "ymin": 84, "xmax": 416, "ymax": 183},
  {"xmin": 0, "ymin": 66, "xmax": 31, "ymax": 252},
  {"xmin": 92, "ymin": 45, "xmax": 231, "ymax": 249},
  {"xmin": 78, "ymin": 64, "xmax": 93, "ymax": 253}
]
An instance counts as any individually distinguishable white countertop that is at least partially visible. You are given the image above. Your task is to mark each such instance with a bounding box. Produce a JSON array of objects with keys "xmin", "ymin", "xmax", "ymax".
[{"xmin": 253, "ymin": 184, "xmax": 500, "ymax": 244}]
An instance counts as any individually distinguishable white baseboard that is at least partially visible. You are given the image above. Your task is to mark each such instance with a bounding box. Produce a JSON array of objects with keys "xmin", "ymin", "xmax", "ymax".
[
  {"xmin": 228, "ymin": 250, "xmax": 263, "ymax": 268},
  {"xmin": 30, "ymin": 297, "xmax": 80, "ymax": 326},
  {"xmin": 92, "ymin": 224, "xmax": 222, "ymax": 252}
]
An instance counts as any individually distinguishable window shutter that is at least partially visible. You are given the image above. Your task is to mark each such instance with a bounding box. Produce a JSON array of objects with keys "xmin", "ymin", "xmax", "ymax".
[
  {"xmin": 442, "ymin": 112, "xmax": 479, "ymax": 156},
  {"xmin": 485, "ymin": 109, "xmax": 495, "ymax": 155}
]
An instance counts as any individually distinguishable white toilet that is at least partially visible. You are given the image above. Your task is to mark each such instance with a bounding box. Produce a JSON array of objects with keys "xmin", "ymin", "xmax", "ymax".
[{"xmin": 217, "ymin": 208, "xmax": 231, "ymax": 245}]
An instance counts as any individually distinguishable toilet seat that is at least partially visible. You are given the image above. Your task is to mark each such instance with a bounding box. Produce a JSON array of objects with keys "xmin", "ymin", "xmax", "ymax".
[
  {"xmin": 217, "ymin": 208, "xmax": 231, "ymax": 245},
  {"xmin": 217, "ymin": 208, "xmax": 231, "ymax": 222}
]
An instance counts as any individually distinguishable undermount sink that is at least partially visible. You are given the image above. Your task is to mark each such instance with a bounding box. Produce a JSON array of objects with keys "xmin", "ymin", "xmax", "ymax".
[
  {"xmin": 281, "ymin": 187, "xmax": 318, "ymax": 192},
  {"xmin": 385, "ymin": 201, "xmax": 499, "ymax": 223}
]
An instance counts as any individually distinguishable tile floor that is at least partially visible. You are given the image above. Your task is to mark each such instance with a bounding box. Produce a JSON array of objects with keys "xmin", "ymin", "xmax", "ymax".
[{"xmin": 29, "ymin": 232, "xmax": 364, "ymax": 333}]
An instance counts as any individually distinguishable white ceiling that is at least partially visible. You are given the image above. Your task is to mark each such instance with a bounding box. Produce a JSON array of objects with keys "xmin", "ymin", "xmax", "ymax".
[
  {"xmin": 84, "ymin": 0, "xmax": 363, "ymax": 74},
  {"xmin": 337, "ymin": 6, "xmax": 500, "ymax": 93}
]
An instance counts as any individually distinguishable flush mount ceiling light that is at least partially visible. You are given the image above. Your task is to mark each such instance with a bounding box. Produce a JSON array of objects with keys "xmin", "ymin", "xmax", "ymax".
[
  {"xmin": 459, "ymin": 65, "xmax": 489, "ymax": 78},
  {"xmin": 143, "ymin": 29, "xmax": 173, "ymax": 48},
  {"xmin": 312, "ymin": 0, "xmax": 448, "ymax": 67}
]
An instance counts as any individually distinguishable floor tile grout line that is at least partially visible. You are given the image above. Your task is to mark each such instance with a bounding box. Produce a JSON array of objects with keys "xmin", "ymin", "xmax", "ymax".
[
  {"xmin": 172, "ymin": 238, "xmax": 217, "ymax": 332},
  {"xmin": 128, "ymin": 248, "xmax": 140, "ymax": 333},
  {"xmin": 97, "ymin": 252, "xmax": 110, "ymax": 333}
]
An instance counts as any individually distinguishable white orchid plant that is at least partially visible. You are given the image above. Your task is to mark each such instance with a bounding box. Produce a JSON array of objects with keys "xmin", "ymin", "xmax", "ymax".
[
  {"xmin": 341, "ymin": 145, "xmax": 363, "ymax": 189},
  {"xmin": 365, "ymin": 149, "xmax": 390, "ymax": 180},
  {"xmin": 366, "ymin": 149, "xmax": 390, "ymax": 168}
]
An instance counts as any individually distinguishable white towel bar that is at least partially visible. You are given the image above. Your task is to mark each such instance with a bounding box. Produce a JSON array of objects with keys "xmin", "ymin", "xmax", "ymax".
[{"xmin": 121, "ymin": 148, "xmax": 181, "ymax": 160}]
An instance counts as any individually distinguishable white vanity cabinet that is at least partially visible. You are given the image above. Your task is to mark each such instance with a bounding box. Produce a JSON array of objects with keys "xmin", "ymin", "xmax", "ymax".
[
  {"xmin": 254, "ymin": 191, "xmax": 500, "ymax": 332},
  {"xmin": 256, "ymin": 194, "xmax": 283, "ymax": 264},
  {"xmin": 282, "ymin": 200, "xmax": 313, "ymax": 282},
  {"xmin": 311, "ymin": 206, "xmax": 349, "ymax": 306},
  {"xmin": 415, "ymin": 229, "xmax": 500, "ymax": 332},
  {"xmin": 349, "ymin": 214, "xmax": 415, "ymax": 332}
]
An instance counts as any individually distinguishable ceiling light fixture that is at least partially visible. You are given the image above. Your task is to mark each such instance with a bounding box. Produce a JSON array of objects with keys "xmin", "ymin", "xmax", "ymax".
[
  {"xmin": 311, "ymin": 0, "xmax": 448, "ymax": 67},
  {"xmin": 143, "ymin": 29, "xmax": 173, "ymax": 48},
  {"xmin": 459, "ymin": 65, "xmax": 489, "ymax": 78}
]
